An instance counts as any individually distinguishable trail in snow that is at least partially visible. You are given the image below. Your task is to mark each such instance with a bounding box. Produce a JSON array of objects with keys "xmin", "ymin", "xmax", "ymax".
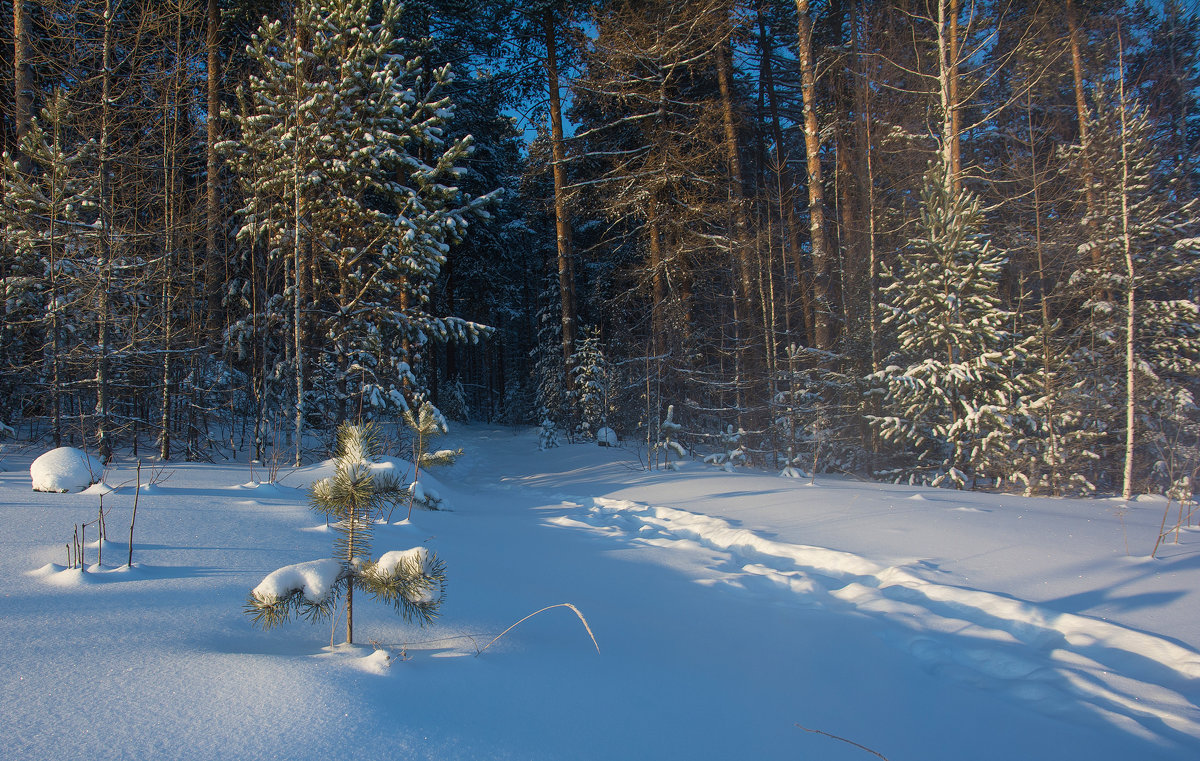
[{"xmin": 549, "ymin": 495, "xmax": 1200, "ymax": 746}]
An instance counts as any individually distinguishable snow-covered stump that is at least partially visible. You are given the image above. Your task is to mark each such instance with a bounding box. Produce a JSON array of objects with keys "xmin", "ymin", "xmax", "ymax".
[{"xmin": 30, "ymin": 447, "xmax": 103, "ymax": 493}]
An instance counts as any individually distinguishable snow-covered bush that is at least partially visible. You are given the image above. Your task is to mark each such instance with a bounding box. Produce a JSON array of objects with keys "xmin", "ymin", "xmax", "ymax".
[
  {"xmin": 703, "ymin": 425, "xmax": 747, "ymax": 471},
  {"xmin": 31, "ymin": 447, "xmax": 102, "ymax": 493}
]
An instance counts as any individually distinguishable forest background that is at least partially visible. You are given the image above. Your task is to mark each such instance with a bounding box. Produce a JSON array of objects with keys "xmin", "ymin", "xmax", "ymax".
[{"xmin": 1, "ymin": 0, "xmax": 1198, "ymax": 499}]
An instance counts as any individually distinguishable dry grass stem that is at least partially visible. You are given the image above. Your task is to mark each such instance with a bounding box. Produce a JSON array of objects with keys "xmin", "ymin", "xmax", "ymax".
[
  {"xmin": 476, "ymin": 603, "xmax": 600, "ymax": 656},
  {"xmin": 795, "ymin": 724, "xmax": 890, "ymax": 760}
]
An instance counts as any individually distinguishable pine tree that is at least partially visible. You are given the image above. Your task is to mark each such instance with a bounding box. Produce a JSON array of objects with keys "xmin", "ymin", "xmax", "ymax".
[
  {"xmin": 871, "ymin": 162, "xmax": 1033, "ymax": 488},
  {"xmin": 224, "ymin": 0, "xmax": 492, "ymax": 456},
  {"xmin": 246, "ymin": 422, "xmax": 446, "ymax": 645},
  {"xmin": 401, "ymin": 400, "xmax": 460, "ymax": 519},
  {"xmin": 0, "ymin": 89, "xmax": 100, "ymax": 446},
  {"xmin": 1065, "ymin": 91, "xmax": 1200, "ymax": 496}
]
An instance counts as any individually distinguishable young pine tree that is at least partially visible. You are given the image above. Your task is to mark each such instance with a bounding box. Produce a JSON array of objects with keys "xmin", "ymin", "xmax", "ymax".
[
  {"xmin": 224, "ymin": 0, "xmax": 492, "ymax": 452},
  {"xmin": 246, "ymin": 423, "xmax": 445, "ymax": 645},
  {"xmin": 0, "ymin": 89, "xmax": 99, "ymax": 447}
]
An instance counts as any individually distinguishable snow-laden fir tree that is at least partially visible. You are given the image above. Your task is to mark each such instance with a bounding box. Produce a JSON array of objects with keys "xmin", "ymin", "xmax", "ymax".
[
  {"xmin": 223, "ymin": 0, "xmax": 492, "ymax": 460},
  {"xmin": 0, "ymin": 89, "xmax": 99, "ymax": 447},
  {"xmin": 246, "ymin": 422, "xmax": 445, "ymax": 645},
  {"xmin": 1063, "ymin": 90, "xmax": 1200, "ymax": 497},
  {"xmin": 569, "ymin": 327, "xmax": 614, "ymax": 440},
  {"xmin": 870, "ymin": 162, "xmax": 1035, "ymax": 488}
]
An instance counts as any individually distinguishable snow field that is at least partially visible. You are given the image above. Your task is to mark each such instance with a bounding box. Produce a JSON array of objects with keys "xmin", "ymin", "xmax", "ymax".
[
  {"xmin": 2, "ymin": 425, "xmax": 1198, "ymax": 760},
  {"xmin": 550, "ymin": 495, "xmax": 1200, "ymax": 741}
]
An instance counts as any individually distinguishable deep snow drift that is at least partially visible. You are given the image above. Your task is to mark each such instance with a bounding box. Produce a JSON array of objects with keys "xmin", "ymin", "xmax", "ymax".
[{"xmin": 1, "ymin": 425, "xmax": 1197, "ymax": 760}]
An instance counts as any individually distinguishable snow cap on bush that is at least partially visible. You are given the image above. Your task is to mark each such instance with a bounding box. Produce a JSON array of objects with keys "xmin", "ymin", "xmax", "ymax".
[{"xmin": 30, "ymin": 447, "xmax": 103, "ymax": 493}]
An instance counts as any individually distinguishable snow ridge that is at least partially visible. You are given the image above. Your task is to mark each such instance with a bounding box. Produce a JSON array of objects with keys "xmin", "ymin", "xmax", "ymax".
[{"xmin": 558, "ymin": 496, "xmax": 1200, "ymax": 744}]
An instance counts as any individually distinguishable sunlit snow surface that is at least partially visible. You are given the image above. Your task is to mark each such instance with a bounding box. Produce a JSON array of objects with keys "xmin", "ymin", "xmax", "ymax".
[{"xmin": 1, "ymin": 426, "xmax": 1198, "ymax": 760}]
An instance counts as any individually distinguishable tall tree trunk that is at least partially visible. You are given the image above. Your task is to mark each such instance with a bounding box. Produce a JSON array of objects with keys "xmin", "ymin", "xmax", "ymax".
[
  {"xmin": 717, "ymin": 38, "xmax": 756, "ymax": 424},
  {"xmin": 716, "ymin": 40, "xmax": 756, "ymax": 328},
  {"xmin": 96, "ymin": 0, "xmax": 115, "ymax": 462},
  {"xmin": 796, "ymin": 0, "xmax": 833, "ymax": 351},
  {"xmin": 293, "ymin": 70, "xmax": 306, "ymax": 466},
  {"xmin": 1066, "ymin": 0, "xmax": 1100, "ymax": 263},
  {"xmin": 545, "ymin": 9, "xmax": 577, "ymax": 382},
  {"xmin": 759, "ymin": 10, "xmax": 813, "ymax": 346},
  {"xmin": 851, "ymin": 0, "xmax": 879, "ymax": 373},
  {"xmin": 949, "ymin": 0, "xmax": 961, "ymax": 192},
  {"xmin": 1118, "ymin": 39, "xmax": 1136, "ymax": 502},
  {"xmin": 648, "ymin": 198, "xmax": 666, "ymax": 354},
  {"xmin": 206, "ymin": 0, "xmax": 223, "ymax": 336},
  {"xmin": 13, "ymin": 0, "xmax": 34, "ymax": 173},
  {"xmin": 1027, "ymin": 96, "xmax": 1059, "ymax": 495},
  {"xmin": 936, "ymin": 0, "xmax": 956, "ymax": 192}
]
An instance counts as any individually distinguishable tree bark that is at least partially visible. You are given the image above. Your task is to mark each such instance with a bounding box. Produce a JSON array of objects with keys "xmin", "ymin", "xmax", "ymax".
[
  {"xmin": 716, "ymin": 39, "xmax": 756, "ymax": 326},
  {"xmin": 949, "ymin": 0, "xmax": 961, "ymax": 193},
  {"xmin": 1118, "ymin": 40, "xmax": 1136, "ymax": 502},
  {"xmin": 796, "ymin": 0, "xmax": 833, "ymax": 351},
  {"xmin": 206, "ymin": 0, "xmax": 223, "ymax": 336},
  {"xmin": 545, "ymin": 9, "xmax": 577, "ymax": 380},
  {"xmin": 96, "ymin": 0, "xmax": 115, "ymax": 462},
  {"xmin": 1066, "ymin": 0, "xmax": 1100, "ymax": 263},
  {"xmin": 13, "ymin": 0, "xmax": 34, "ymax": 173},
  {"xmin": 758, "ymin": 11, "xmax": 813, "ymax": 346}
]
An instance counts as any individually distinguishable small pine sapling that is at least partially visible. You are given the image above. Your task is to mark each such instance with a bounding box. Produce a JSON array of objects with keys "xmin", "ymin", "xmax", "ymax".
[
  {"xmin": 652, "ymin": 405, "xmax": 687, "ymax": 470},
  {"xmin": 402, "ymin": 401, "xmax": 461, "ymax": 519},
  {"xmin": 703, "ymin": 425, "xmax": 747, "ymax": 471},
  {"xmin": 538, "ymin": 412, "xmax": 560, "ymax": 451},
  {"xmin": 245, "ymin": 423, "xmax": 446, "ymax": 645}
]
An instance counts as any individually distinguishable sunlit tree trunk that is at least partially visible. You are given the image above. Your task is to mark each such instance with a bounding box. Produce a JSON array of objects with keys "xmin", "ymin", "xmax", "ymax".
[
  {"xmin": 545, "ymin": 9, "xmax": 577, "ymax": 384},
  {"xmin": 796, "ymin": 0, "xmax": 833, "ymax": 351}
]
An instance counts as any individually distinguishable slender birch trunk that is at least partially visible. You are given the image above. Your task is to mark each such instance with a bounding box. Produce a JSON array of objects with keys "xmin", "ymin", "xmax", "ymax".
[
  {"xmin": 1118, "ymin": 38, "xmax": 1136, "ymax": 502},
  {"xmin": 96, "ymin": 0, "xmax": 115, "ymax": 462}
]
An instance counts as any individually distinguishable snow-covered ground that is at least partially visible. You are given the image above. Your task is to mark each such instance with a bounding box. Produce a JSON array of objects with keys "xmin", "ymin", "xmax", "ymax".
[{"xmin": 1, "ymin": 425, "xmax": 1197, "ymax": 760}]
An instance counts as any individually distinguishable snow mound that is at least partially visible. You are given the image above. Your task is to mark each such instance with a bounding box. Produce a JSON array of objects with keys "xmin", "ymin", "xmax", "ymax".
[
  {"xmin": 30, "ymin": 447, "xmax": 103, "ymax": 493},
  {"xmin": 596, "ymin": 427, "xmax": 618, "ymax": 447},
  {"xmin": 252, "ymin": 559, "xmax": 342, "ymax": 604}
]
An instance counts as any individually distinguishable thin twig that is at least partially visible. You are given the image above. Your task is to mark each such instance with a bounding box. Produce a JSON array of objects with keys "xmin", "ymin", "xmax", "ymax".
[
  {"xmin": 476, "ymin": 603, "xmax": 600, "ymax": 656},
  {"xmin": 795, "ymin": 724, "xmax": 890, "ymax": 761}
]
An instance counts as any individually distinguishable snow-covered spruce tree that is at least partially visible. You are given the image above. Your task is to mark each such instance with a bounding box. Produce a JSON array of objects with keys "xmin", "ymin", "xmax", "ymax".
[
  {"xmin": 1063, "ymin": 91, "xmax": 1200, "ymax": 497},
  {"xmin": 870, "ymin": 162, "xmax": 1035, "ymax": 488},
  {"xmin": 569, "ymin": 327, "xmax": 614, "ymax": 440},
  {"xmin": 246, "ymin": 422, "xmax": 445, "ymax": 645},
  {"xmin": 0, "ymin": 89, "xmax": 99, "ymax": 446},
  {"xmin": 223, "ymin": 0, "xmax": 492, "ymax": 458}
]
